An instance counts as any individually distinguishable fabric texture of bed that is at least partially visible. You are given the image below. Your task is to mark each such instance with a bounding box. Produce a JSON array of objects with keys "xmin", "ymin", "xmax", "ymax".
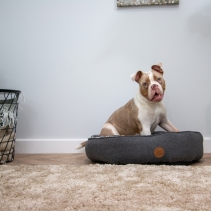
[{"xmin": 85, "ymin": 131, "xmax": 203, "ymax": 164}]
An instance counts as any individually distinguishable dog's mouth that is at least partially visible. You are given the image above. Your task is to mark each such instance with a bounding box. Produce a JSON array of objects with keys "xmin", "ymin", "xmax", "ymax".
[{"xmin": 151, "ymin": 92, "xmax": 164, "ymax": 102}]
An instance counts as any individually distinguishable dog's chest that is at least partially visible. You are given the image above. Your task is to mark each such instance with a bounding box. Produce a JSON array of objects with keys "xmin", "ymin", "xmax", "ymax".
[{"xmin": 136, "ymin": 101, "xmax": 166, "ymax": 127}]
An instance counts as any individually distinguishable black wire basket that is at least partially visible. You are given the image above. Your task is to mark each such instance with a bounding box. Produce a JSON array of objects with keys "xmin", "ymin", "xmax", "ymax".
[{"xmin": 0, "ymin": 89, "xmax": 21, "ymax": 164}]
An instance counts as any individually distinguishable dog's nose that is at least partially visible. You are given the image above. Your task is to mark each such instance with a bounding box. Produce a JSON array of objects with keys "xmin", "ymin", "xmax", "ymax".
[{"xmin": 151, "ymin": 84, "xmax": 158, "ymax": 90}]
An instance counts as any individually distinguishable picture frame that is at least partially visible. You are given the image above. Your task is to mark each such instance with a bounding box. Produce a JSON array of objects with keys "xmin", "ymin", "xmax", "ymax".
[{"xmin": 117, "ymin": 0, "xmax": 179, "ymax": 7}]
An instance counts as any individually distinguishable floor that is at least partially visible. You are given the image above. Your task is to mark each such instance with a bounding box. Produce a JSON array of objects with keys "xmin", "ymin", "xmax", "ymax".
[{"xmin": 5, "ymin": 153, "xmax": 211, "ymax": 166}]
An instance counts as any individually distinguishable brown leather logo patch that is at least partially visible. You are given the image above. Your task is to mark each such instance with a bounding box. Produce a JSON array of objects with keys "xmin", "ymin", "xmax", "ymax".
[{"xmin": 154, "ymin": 147, "xmax": 165, "ymax": 158}]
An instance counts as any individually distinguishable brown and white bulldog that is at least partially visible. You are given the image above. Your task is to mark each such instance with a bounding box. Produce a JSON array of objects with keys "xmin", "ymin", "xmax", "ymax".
[{"xmin": 77, "ymin": 63, "xmax": 179, "ymax": 149}]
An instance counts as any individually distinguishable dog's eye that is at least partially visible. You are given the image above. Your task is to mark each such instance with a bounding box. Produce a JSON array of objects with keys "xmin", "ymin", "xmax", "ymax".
[
  {"xmin": 143, "ymin": 82, "xmax": 148, "ymax": 87},
  {"xmin": 157, "ymin": 78, "xmax": 162, "ymax": 82}
]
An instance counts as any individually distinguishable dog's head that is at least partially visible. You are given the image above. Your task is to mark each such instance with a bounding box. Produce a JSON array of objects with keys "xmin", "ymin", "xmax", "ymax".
[{"xmin": 131, "ymin": 63, "xmax": 166, "ymax": 102}]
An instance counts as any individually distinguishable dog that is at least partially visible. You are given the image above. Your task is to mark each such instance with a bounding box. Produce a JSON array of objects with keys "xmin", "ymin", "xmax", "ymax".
[{"xmin": 77, "ymin": 63, "xmax": 179, "ymax": 149}]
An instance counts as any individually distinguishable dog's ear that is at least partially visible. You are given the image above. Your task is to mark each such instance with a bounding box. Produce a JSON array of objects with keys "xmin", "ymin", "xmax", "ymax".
[
  {"xmin": 131, "ymin": 71, "xmax": 143, "ymax": 83},
  {"xmin": 151, "ymin": 63, "xmax": 164, "ymax": 75}
]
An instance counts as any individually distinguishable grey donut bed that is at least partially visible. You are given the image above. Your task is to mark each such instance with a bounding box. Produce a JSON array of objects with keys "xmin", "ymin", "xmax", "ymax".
[{"xmin": 85, "ymin": 131, "xmax": 203, "ymax": 164}]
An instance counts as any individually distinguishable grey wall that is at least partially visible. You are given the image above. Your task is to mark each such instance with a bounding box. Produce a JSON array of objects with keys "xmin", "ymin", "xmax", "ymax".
[{"xmin": 0, "ymin": 0, "xmax": 211, "ymax": 141}]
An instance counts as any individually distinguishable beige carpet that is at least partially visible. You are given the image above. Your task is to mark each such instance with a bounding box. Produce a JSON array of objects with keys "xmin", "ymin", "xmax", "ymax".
[{"xmin": 0, "ymin": 164, "xmax": 211, "ymax": 211}]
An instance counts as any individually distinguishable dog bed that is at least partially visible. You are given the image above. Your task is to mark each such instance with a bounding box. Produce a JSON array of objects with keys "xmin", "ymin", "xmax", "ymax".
[{"xmin": 85, "ymin": 131, "xmax": 203, "ymax": 164}]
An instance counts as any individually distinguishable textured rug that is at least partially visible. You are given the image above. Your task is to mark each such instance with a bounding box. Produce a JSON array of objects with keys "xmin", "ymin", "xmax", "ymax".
[{"xmin": 0, "ymin": 165, "xmax": 211, "ymax": 211}]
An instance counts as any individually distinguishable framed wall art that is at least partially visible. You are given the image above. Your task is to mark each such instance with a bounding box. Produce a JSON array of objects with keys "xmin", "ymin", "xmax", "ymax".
[{"xmin": 117, "ymin": 0, "xmax": 179, "ymax": 7}]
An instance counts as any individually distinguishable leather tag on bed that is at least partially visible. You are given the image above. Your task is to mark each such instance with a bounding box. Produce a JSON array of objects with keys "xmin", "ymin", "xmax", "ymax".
[{"xmin": 154, "ymin": 147, "xmax": 165, "ymax": 158}]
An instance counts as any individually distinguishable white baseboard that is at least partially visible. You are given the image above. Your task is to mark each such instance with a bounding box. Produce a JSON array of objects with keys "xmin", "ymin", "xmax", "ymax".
[
  {"xmin": 204, "ymin": 138, "xmax": 211, "ymax": 153},
  {"xmin": 15, "ymin": 139, "xmax": 86, "ymax": 154},
  {"xmin": 15, "ymin": 138, "xmax": 211, "ymax": 154}
]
